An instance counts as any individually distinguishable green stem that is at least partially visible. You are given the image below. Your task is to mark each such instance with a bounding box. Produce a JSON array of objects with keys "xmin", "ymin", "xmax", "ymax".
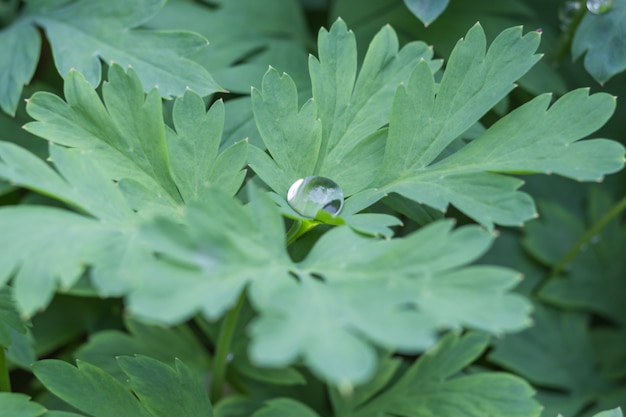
[
  {"xmin": 285, "ymin": 220, "xmax": 318, "ymax": 246},
  {"xmin": 548, "ymin": 194, "xmax": 626, "ymax": 279},
  {"xmin": 554, "ymin": 1, "xmax": 587, "ymax": 65},
  {"xmin": 0, "ymin": 346, "xmax": 11, "ymax": 392},
  {"xmin": 210, "ymin": 291, "xmax": 246, "ymax": 404}
]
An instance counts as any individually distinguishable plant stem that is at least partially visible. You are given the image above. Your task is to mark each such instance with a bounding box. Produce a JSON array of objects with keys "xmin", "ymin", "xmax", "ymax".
[
  {"xmin": 0, "ymin": 346, "xmax": 11, "ymax": 392},
  {"xmin": 549, "ymin": 193, "xmax": 626, "ymax": 279},
  {"xmin": 285, "ymin": 219, "xmax": 318, "ymax": 246},
  {"xmin": 209, "ymin": 291, "xmax": 246, "ymax": 404},
  {"xmin": 554, "ymin": 1, "xmax": 587, "ymax": 65}
]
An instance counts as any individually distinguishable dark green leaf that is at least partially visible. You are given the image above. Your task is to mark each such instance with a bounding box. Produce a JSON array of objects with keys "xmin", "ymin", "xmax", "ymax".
[
  {"xmin": 117, "ymin": 355, "xmax": 213, "ymax": 417},
  {"xmin": 572, "ymin": 0, "xmax": 626, "ymax": 84},
  {"xmin": 33, "ymin": 359, "xmax": 152, "ymax": 417},
  {"xmin": 353, "ymin": 332, "xmax": 541, "ymax": 417},
  {"xmin": 32, "ymin": 0, "xmax": 221, "ymax": 96}
]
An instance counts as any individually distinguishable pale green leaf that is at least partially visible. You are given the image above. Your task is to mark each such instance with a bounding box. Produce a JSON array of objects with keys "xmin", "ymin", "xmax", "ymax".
[
  {"xmin": 32, "ymin": 0, "xmax": 221, "ymax": 96},
  {"xmin": 593, "ymin": 408, "xmax": 624, "ymax": 417},
  {"xmin": 132, "ymin": 186, "xmax": 531, "ymax": 384},
  {"xmin": 0, "ymin": 393, "xmax": 46, "ymax": 417},
  {"xmin": 572, "ymin": 0, "xmax": 626, "ymax": 84},
  {"xmin": 353, "ymin": 332, "xmax": 541, "ymax": 417},
  {"xmin": 0, "ymin": 21, "xmax": 40, "ymax": 115},
  {"xmin": 251, "ymin": 19, "xmax": 440, "ymax": 198},
  {"xmin": 33, "ymin": 359, "xmax": 152, "ymax": 417},
  {"xmin": 117, "ymin": 356, "xmax": 213, "ymax": 417},
  {"xmin": 167, "ymin": 93, "xmax": 247, "ymax": 200}
]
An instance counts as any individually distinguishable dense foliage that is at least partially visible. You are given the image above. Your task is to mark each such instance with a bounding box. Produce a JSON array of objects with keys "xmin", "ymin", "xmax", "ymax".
[{"xmin": 1, "ymin": 0, "xmax": 625, "ymax": 416}]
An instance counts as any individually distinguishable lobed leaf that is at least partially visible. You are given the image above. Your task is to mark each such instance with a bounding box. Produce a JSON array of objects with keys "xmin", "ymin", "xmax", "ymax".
[
  {"xmin": 131, "ymin": 186, "xmax": 531, "ymax": 384},
  {"xmin": 32, "ymin": 0, "xmax": 221, "ymax": 97},
  {"xmin": 353, "ymin": 332, "xmax": 541, "ymax": 417}
]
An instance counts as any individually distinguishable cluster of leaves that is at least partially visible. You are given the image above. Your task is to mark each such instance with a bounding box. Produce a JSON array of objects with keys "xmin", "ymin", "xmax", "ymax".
[{"xmin": 0, "ymin": 0, "xmax": 625, "ymax": 416}]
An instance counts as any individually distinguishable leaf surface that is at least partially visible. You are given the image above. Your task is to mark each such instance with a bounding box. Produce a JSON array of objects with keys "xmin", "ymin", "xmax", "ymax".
[
  {"xmin": 572, "ymin": 0, "xmax": 626, "ymax": 84},
  {"xmin": 131, "ymin": 187, "xmax": 531, "ymax": 384},
  {"xmin": 0, "ymin": 286, "xmax": 26, "ymax": 346},
  {"xmin": 0, "ymin": 21, "xmax": 40, "ymax": 115},
  {"xmin": 117, "ymin": 355, "xmax": 213, "ymax": 417},
  {"xmin": 353, "ymin": 332, "xmax": 541, "ymax": 417},
  {"xmin": 403, "ymin": 0, "xmax": 450, "ymax": 26},
  {"xmin": 32, "ymin": 0, "xmax": 221, "ymax": 96},
  {"xmin": 0, "ymin": 393, "xmax": 46, "ymax": 417}
]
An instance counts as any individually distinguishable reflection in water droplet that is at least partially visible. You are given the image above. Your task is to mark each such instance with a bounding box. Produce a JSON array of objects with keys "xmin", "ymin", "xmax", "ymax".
[
  {"xmin": 586, "ymin": 0, "xmax": 613, "ymax": 14},
  {"xmin": 559, "ymin": 1, "xmax": 582, "ymax": 30},
  {"xmin": 287, "ymin": 176, "xmax": 344, "ymax": 218}
]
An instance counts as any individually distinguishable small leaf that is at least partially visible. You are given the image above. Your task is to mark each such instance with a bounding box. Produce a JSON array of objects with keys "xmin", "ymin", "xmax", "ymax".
[
  {"xmin": 0, "ymin": 21, "xmax": 41, "ymax": 115},
  {"xmin": 572, "ymin": 0, "xmax": 626, "ymax": 84},
  {"xmin": 0, "ymin": 393, "xmax": 46, "ymax": 417},
  {"xmin": 0, "ymin": 286, "xmax": 26, "ymax": 347},
  {"xmin": 403, "ymin": 0, "xmax": 450, "ymax": 26}
]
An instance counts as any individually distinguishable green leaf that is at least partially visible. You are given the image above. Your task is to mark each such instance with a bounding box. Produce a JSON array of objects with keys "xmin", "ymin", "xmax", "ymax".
[
  {"xmin": 572, "ymin": 0, "xmax": 626, "ymax": 84},
  {"xmin": 117, "ymin": 355, "xmax": 213, "ymax": 417},
  {"xmin": 0, "ymin": 393, "xmax": 46, "ymax": 417},
  {"xmin": 75, "ymin": 317, "xmax": 211, "ymax": 383},
  {"xmin": 0, "ymin": 286, "xmax": 26, "ymax": 347},
  {"xmin": 403, "ymin": 0, "xmax": 449, "ymax": 26},
  {"xmin": 251, "ymin": 398, "xmax": 320, "ymax": 417},
  {"xmin": 528, "ymin": 188, "xmax": 626, "ymax": 324},
  {"xmin": 489, "ymin": 304, "xmax": 621, "ymax": 416},
  {"xmin": 593, "ymin": 408, "xmax": 624, "ymax": 417},
  {"xmin": 353, "ymin": 332, "xmax": 541, "ymax": 417},
  {"xmin": 0, "ymin": 20, "xmax": 41, "ymax": 115},
  {"xmin": 167, "ymin": 92, "xmax": 247, "ymax": 200},
  {"xmin": 132, "ymin": 186, "xmax": 531, "ymax": 384},
  {"xmin": 32, "ymin": 0, "xmax": 221, "ymax": 97},
  {"xmin": 374, "ymin": 31, "xmax": 623, "ymax": 227},
  {"xmin": 250, "ymin": 19, "xmax": 440, "ymax": 197},
  {"xmin": 33, "ymin": 359, "xmax": 152, "ymax": 417}
]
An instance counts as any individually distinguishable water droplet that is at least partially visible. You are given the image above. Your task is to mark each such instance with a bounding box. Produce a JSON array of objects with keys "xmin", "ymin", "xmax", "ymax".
[
  {"xmin": 586, "ymin": 0, "xmax": 613, "ymax": 14},
  {"xmin": 287, "ymin": 176, "xmax": 344, "ymax": 218},
  {"xmin": 559, "ymin": 1, "xmax": 582, "ymax": 29}
]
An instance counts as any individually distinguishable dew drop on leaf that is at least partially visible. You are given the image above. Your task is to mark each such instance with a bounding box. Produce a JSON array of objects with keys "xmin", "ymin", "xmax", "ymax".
[
  {"xmin": 287, "ymin": 176, "xmax": 344, "ymax": 218},
  {"xmin": 586, "ymin": 0, "xmax": 613, "ymax": 14}
]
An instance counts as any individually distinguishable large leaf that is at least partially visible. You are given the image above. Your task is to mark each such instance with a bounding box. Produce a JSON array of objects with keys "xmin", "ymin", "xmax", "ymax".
[
  {"xmin": 352, "ymin": 332, "xmax": 541, "ymax": 417},
  {"xmin": 370, "ymin": 25, "xmax": 624, "ymax": 229},
  {"xmin": 0, "ymin": 65, "xmax": 246, "ymax": 317},
  {"xmin": 32, "ymin": 0, "xmax": 221, "ymax": 97},
  {"xmin": 249, "ymin": 19, "xmax": 441, "ymax": 198},
  {"xmin": 129, "ymin": 186, "xmax": 531, "ymax": 384},
  {"xmin": 572, "ymin": 0, "xmax": 626, "ymax": 84}
]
